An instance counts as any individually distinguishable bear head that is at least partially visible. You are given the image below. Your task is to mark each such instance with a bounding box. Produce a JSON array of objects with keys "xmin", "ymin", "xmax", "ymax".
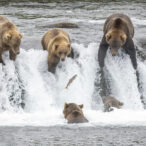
[
  {"xmin": 63, "ymin": 102, "xmax": 83, "ymax": 119},
  {"xmin": 118, "ymin": 101, "xmax": 124, "ymax": 106},
  {"xmin": 105, "ymin": 18, "xmax": 127, "ymax": 56},
  {"xmin": 52, "ymin": 39, "xmax": 71, "ymax": 61},
  {"xmin": 106, "ymin": 29, "xmax": 127, "ymax": 56},
  {"xmin": 3, "ymin": 30, "xmax": 23, "ymax": 55}
]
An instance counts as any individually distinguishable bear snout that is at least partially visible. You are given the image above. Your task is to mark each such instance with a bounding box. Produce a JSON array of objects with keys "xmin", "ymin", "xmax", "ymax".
[
  {"xmin": 111, "ymin": 53, "xmax": 116, "ymax": 56},
  {"xmin": 110, "ymin": 48, "xmax": 118, "ymax": 56},
  {"xmin": 61, "ymin": 58, "xmax": 65, "ymax": 61}
]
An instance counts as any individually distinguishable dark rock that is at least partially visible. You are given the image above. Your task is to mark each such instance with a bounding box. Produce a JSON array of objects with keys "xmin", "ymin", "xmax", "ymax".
[
  {"xmin": 136, "ymin": 47, "xmax": 146, "ymax": 61},
  {"xmin": 38, "ymin": 22, "xmax": 79, "ymax": 29},
  {"xmin": 138, "ymin": 38, "xmax": 146, "ymax": 49}
]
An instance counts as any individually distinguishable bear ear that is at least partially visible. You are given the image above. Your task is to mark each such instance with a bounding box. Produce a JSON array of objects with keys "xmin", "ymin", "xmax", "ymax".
[
  {"xmin": 64, "ymin": 102, "xmax": 69, "ymax": 109},
  {"xmin": 106, "ymin": 32, "xmax": 111, "ymax": 42},
  {"xmin": 4, "ymin": 33, "xmax": 12, "ymax": 41},
  {"xmin": 19, "ymin": 33, "xmax": 24, "ymax": 38},
  {"xmin": 120, "ymin": 33, "xmax": 127, "ymax": 42},
  {"xmin": 67, "ymin": 43, "xmax": 70, "ymax": 48},
  {"xmin": 79, "ymin": 104, "xmax": 83, "ymax": 109}
]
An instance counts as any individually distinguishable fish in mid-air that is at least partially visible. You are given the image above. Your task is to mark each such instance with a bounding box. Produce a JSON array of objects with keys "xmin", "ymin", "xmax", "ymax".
[{"xmin": 65, "ymin": 74, "xmax": 77, "ymax": 89}]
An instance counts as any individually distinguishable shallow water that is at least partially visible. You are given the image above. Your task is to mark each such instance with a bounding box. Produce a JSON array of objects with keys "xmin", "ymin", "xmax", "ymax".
[{"xmin": 0, "ymin": 0, "xmax": 146, "ymax": 127}]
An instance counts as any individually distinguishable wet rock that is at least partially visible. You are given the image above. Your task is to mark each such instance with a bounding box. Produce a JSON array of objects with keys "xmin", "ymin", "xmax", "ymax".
[
  {"xmin": 136, "ymin": 47, "xmax": 146, "ymax": 61},
  {"xmin": 138, "ymin": 38, "xmax": 146, "ymax": 49},
  {"xmin": 37, "ymin": 22, "xmax": 79, "ymax": 29}
]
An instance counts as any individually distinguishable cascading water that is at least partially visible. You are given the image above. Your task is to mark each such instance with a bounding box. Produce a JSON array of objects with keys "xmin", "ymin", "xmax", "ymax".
[
  {"xmin": 16, "ymin": 42, "xmax": 98, "ymax": 112},
  {"xmin": 0, "ymin": 41, "xmax": 145, "ymax": 126},
  {"xmin": 104, "ymin": 49, "xmax": 143, "ymax": 110},
  {"xmin": 0, "ymin": 0, "xmax": 146, "ymax": 126},
  {"xmin": 0, "ymin": 52, "xmax": 24, "ymax": 112}
]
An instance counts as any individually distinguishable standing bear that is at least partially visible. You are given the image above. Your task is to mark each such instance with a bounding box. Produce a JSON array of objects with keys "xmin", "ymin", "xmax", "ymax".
[
  {"xmin": 98, "ymin": 13, "xmax": 137, "ymax": 70},
  {"xmin": 63, "ymin": 103, "xmax": 88, "ymax": 123},
  {"xmin": 41, "ymin": 29, "xmax": 74, "ymax": 73},
  {"xmin": 0, "ymin": 16, "xmax": 23, "ymax": 64}
]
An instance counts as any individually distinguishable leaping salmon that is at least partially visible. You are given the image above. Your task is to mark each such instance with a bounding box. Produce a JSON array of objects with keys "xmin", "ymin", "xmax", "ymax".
[{"xmin": 65, "ymin": 74, "xmax": 77, "ymax": 89}]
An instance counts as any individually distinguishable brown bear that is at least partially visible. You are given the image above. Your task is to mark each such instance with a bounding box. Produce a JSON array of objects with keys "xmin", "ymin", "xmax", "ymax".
[
  {"xmin": 102, "ymin": 96, "xmax": 124, "ymax": 112},
  {"xmin": 98, "ymin": 13, "xmax": 137, "ymax": 69},
  {"xmin": 41, "ymin": 29, "xmax": 74, "ymax": 73},
  {"xmin": 0, "ymin": 16, "xmax": 23, "ymax": 65},
  {"xmin": 63, "ymin": 102, "xmax": 88, "ymax": 123}
]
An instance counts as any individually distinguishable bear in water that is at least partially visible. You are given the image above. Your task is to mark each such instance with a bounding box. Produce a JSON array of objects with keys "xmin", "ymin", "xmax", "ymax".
[
  {"xmin": 63, "ymin": 102, "xmax": 88, "ymax": 123},
  {"xmin": 102, "ymin": 96, "xmax": 124, "ymax": 112},
  {"xmin": 98, "ymin": 13, "xmax": 137, "ymax": 70},
  {"xmin": 0, "ymin": 16, "xmax": 23, "ymax": 64},
  {"xmin": 41, "ymin": 29, "xmax": 74, "ymax": 73}
]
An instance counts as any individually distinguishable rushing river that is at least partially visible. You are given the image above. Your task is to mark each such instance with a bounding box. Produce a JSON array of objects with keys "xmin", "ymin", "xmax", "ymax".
[{"xmin": 0, "ymin": 0, "xmax": 146, "ymax": 127}]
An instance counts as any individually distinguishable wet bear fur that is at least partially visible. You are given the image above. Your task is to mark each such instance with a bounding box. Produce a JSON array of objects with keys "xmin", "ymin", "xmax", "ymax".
[
  {"xmin": 41, "ymin": 29, "xmax": 74, "ymax": 73},
  {"xmin": 0, "ymin": 16, "xmax": 23, "ymax": 64},
  {"xmin": 102, "ymin": 96, "xmax": 124, "ymax": 112},
  {"xmin": 63, "ymin": 103, "xmax": 88, "ymax": 123},
  {"xmin": 98, "ymin": 13, "xmax": 137, "ymax": 69}
]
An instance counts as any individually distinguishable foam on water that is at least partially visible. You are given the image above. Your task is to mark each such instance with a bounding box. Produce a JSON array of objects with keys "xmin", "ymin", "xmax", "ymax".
[
  {"xmin": 0, "ymin": 109, "xmax": 146, "ymax": 126},
  {"xmin": 0, "ymin": 43, "xmax": 146, "ymax": 126}
]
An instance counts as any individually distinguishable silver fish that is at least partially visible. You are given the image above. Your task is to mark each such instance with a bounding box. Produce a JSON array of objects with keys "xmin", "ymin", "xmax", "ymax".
[{"xmin": 65, "ymin": 74, "xmax": 77, "ymax": 89}]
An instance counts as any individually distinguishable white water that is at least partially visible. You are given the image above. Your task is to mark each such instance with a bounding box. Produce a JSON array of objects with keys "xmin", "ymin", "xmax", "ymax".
[{"xmin": 0, "ymin": 42, "xmax": 146, "ymax": 126}]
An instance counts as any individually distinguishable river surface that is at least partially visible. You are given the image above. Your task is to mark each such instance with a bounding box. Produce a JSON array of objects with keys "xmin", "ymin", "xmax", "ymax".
[
  {"xmin": 0, "ymin": 126, "xmax": 146, "ymax": 146},
  {"xmin": 0, "ymin": 0, "xmax": 146, "ymax": 145}
]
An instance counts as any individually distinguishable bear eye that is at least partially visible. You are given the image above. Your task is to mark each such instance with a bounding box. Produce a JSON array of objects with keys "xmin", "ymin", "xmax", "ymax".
[{"xmin": 64, "ymin": 52, "xmax": 67, "ymax": 55}]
